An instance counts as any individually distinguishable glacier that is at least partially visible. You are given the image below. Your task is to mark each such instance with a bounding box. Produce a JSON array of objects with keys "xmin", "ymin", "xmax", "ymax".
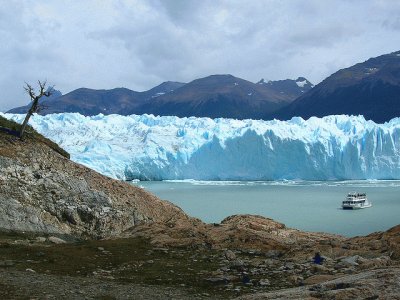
[{"xmin": 2, "ymin": 112, "xmax": 400, "ymax": 181}]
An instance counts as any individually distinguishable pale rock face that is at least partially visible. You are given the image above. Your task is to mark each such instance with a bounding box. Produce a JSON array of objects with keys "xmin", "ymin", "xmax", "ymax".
[
  {"xmin": 0, "ymin": 133, "xmax": 189, "ymax": 238},
  {"xmin": 2, "ymin": 113, "xmax": 400, "ymax": 181}
]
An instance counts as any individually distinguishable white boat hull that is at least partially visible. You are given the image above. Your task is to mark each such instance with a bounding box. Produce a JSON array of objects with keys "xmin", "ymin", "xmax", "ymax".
[{"xmin": 342, "ymin": 203, "xmax": 372, "ymax": 210}]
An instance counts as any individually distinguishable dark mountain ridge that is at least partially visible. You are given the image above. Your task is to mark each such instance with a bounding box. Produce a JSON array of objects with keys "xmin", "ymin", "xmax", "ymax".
[
  {"xmin": 258, "ymin": 77, "xmax": 314, "ymax": 99},
  {"xmin": 274, "ymin": 50, "xmax": 400, "ymax": 123},
  {"xmin": 135, "ymin": 74, "xmax": 308, "ymax": 119},
  {"xmin": 8, "ymin": 76, "xmax": 310, "ymax": 119},
  {"xmin": 139, "ymin": 81, "xmax": 186, "ymax": 101},
  {"xmin": 53, "ymin": 87, "xmax": 142, "ymax": 115},
  {"xmin": 8, "ymin": 89, "xmax": 63, "ymax": 114},
  {"xmin": 8, "ymin": 81, "xmax": 185, "ymax": 116}
]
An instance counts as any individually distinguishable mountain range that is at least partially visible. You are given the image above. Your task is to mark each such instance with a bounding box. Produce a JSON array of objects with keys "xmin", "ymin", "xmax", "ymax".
[
  {"xmin": 8, "ymin": 50, "xmax": 400, "ymax": 122},
  {"xmin": 135, "ymin": 75, "xmax": 313, "ymax": 119},
  {"xmin": 8, "ymin": 82, "xmax": 185, "ymax": 116},
  {"xmin": 274, "ymin": 50, "xmax": 400, "ymax": 123},
  {"xmin": 8, "ymin": 76, "xmax": 313, "ymax": 119}
]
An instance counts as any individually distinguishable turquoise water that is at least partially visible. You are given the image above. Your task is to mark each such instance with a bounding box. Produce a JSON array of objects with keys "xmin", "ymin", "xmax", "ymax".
[{"xmin": 133, "ymin": 180, "xmax": 400, "ymax": 237}]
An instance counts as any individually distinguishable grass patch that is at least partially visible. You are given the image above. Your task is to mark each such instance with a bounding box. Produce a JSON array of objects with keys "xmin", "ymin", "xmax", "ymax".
[
  {"xmin": 0, "ymin": 283, "xmax": 17, "ymax": 299},
  {"xmin": 0, "ymin": 235, "xmax": 226, "ymax": 297},
  {"xmin": 0, "ymin": 231, "xmax": 294, "ymax": 298},
  {"xmin": 0, "ymin": 115, "xmax": 69, "ymax": 159}
]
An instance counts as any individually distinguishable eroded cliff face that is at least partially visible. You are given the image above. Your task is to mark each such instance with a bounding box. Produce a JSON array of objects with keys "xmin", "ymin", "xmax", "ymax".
[{"xmin": 0, "ymin": 131, "xmax": 190, "ymax": 238}]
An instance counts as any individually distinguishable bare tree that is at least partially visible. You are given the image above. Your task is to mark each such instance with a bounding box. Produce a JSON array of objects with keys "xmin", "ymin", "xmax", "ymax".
[{"xmin": 19, "ymin": 80, "xmax": 53, "ymax": 139}]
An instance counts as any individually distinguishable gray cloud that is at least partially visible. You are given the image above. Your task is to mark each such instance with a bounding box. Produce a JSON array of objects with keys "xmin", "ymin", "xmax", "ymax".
[{"xmin": 1, "ymin": 0, "xmax": 400, "ymax": 111}]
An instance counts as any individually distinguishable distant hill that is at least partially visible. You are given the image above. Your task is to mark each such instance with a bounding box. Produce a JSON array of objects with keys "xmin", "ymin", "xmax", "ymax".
[
  {"xmin": 7, "ymin": 82, "xmax": 186, "ymax": 116},
  {"xmin": 8, "ymin": 89, "xmax": 63, "ymax": 114},
  {"xmin": 274, "ymin": 50, "xmax": 400, "ymax": 123},
  {"xmin": 43, "ymin": 88, "xmax": 142, "ymax": 115},
  {"xmin": 135, "ymin": 74, "xmax": 310, "ymax": 119},
  {"xmin": 138, "ymin": 81, "xmax": 186, "ymax": 103},
  {"xmin": 7, "ymin": 76, "xmax": 311, "ymax": 119},
  {"xmin": 257, "ymin": 77, "xmax": 313, "ymax": 99}
]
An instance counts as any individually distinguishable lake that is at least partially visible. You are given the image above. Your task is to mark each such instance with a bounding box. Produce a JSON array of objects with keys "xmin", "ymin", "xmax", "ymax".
[{"xmin": 132, "ymin": 180, "xmax": 400, "ymax": 237}]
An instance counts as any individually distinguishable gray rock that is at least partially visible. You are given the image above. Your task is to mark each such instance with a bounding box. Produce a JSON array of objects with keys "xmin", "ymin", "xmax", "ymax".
[
  {"xmin": 0, "ymin": 260, "xmax": 15, "ymax": 267},
  {"xmin": 265, "ymin": 250, "xmax": 281, "ymax": 258},
  {"xmin": 205, "ymin": 276, "xmax": 229, "ymax": 284},
  {"xmin": 285, "ymin": 262, "xmax": 295, "ymax": 270},
  {"xmin": 230, "ymin": 259, "xmax": 245, "ymax": 268},
  {"xmin": 48, "ymin": 236, "xmax": 67, "ymax": 244},
  {"xmin": 340, "ymin": 255, "xmax": 361, "ymax": 266},
  {"xmin": 0, "ymin": 196, "xmax": 63, "ymax": 234},
  {"xmin": 259, "ymin": 278, "xmax": 270, "ymax": 286},
  {"xmin": 288, "ymin": 275, "xmax": 303, "ymax": 285},
  {"xmin": 312, "ymin": 264, "xmax": 330, "ymax": 273},
  {"xmin": 25, "ymin": 268, "xmax": 36, "ymax": 273},
  {"xmin": 224, "ymin": 250, "xmax": 236, "ymax": 261},
  {"xmin": 264, "ymin": 258, "xmax": 279, "ymax": 267}
]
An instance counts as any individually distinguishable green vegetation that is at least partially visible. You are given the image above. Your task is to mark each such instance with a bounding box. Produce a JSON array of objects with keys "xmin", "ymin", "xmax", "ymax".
[
  {"xmin": 0, "ymin": 115, "xmax": 22, "ymax": 132},
  {"xmin": 0, "ymin": 115, "xmax": 70, "ymax": 159},
  {"xmin": 0, "ymin": 231, "xmax": 293, "ymax": 298},
  {"xmin": 0, "ymin": 232, "xmax": 221, "ymax": 297}
]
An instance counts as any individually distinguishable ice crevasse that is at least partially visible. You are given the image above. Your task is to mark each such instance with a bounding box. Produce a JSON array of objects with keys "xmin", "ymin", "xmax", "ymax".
[{"xmin": 2, "ymin": 112, "xmax": 400, "ymax": 181}]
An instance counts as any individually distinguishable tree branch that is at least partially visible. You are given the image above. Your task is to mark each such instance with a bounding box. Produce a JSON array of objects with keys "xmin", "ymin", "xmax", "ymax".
[
  {"xmin": 19, "ymin": 80, "xmax": 54, "ymax": 139},
  {"xmin": 23, "ymin": 82, "xmax": 35, "ymax": 100},
  {"xmin": 38, "ymin": 80, "xmax": 46, "ymax": 96},
  {"xmin": 44, "ymin": 85, "xmax": 54, "ymax": 97}
]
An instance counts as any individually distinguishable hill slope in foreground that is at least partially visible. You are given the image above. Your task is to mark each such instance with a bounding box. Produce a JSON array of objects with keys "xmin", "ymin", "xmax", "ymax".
[
  {"xmin": 0, "ymin": 115, "xmax": 191, "ymax": 238},
  {"xmin": 0, "ymin": 116, "xmax": 399, "ymax": 298}
]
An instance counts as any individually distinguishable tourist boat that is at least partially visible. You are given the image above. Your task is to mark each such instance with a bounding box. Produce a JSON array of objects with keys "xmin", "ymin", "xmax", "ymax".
[{"xmin": 342, "ymin": 192, "xmax": 372, "ymax": 209}]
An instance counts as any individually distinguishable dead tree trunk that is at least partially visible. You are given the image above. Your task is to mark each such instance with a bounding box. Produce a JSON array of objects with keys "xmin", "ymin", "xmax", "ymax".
[{"xmin": 19, "ymin": 81, "xmax": 53, "ymax": 139}]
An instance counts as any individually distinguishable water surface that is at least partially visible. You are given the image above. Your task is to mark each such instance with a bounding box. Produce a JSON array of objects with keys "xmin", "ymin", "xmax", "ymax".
[{"xmin": 133, "ymin": 180, "xmax": 400, "ymax": 237}]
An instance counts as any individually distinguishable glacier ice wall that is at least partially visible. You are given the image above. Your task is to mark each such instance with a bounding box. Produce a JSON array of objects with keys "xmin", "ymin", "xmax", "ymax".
[{"xmin": 2, "ymin": 113, "xmax": 400, "ymax": 181}]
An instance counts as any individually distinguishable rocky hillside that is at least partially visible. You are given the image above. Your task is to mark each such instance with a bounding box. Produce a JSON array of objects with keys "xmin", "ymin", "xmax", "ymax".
[
  {"xmin": 0, "ymin": 117, "xmax": 191, "ymax": 239},
  {"xmin": 1, "ymin": 213, "xmax": 398, "ymax": 299},
  {"xmin": 275, "ymin": 50, "xmax": 400, "ymax": 122},
  {"xmin": 128, "ymin": 214, "xmax": 400, "ymax": 298}
]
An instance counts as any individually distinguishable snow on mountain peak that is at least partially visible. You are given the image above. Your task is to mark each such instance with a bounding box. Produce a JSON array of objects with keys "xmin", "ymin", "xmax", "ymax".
[
  {"xmin": 296, "ymin": 79, "xmax": 308, "ymax": 88},
  {"xmin": 152, "ymin": 92, "xmax": 165, "ymax": 98},
  {"xmin": 2, "ymin": 113, "xmax": 400, "ymax": 181}
]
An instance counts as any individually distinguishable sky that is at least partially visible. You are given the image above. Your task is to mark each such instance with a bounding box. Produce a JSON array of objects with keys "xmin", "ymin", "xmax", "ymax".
[{"xmin": 1, "ymin": 0, "xmax": 400, "ymax": 112}]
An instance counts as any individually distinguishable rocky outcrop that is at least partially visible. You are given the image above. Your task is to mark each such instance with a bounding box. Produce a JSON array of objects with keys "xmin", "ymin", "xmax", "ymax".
[
  {"xmin": 126, "ymin": 214, "xmax": 399, "ymax": 298},
  {"xmin": 348, "ymin": 224, "xmax": 400, "ymax": 260},
  {"xmin": 237, "ymin": 268, "xmax": 400, "ymax": 300},
  {"xmin": 0, "ymin": 131, "xmax": 190, "ymax": 238},
  {"xmin": 128, "ymin": 214, "xmax": 345, "ymax": 253}
]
